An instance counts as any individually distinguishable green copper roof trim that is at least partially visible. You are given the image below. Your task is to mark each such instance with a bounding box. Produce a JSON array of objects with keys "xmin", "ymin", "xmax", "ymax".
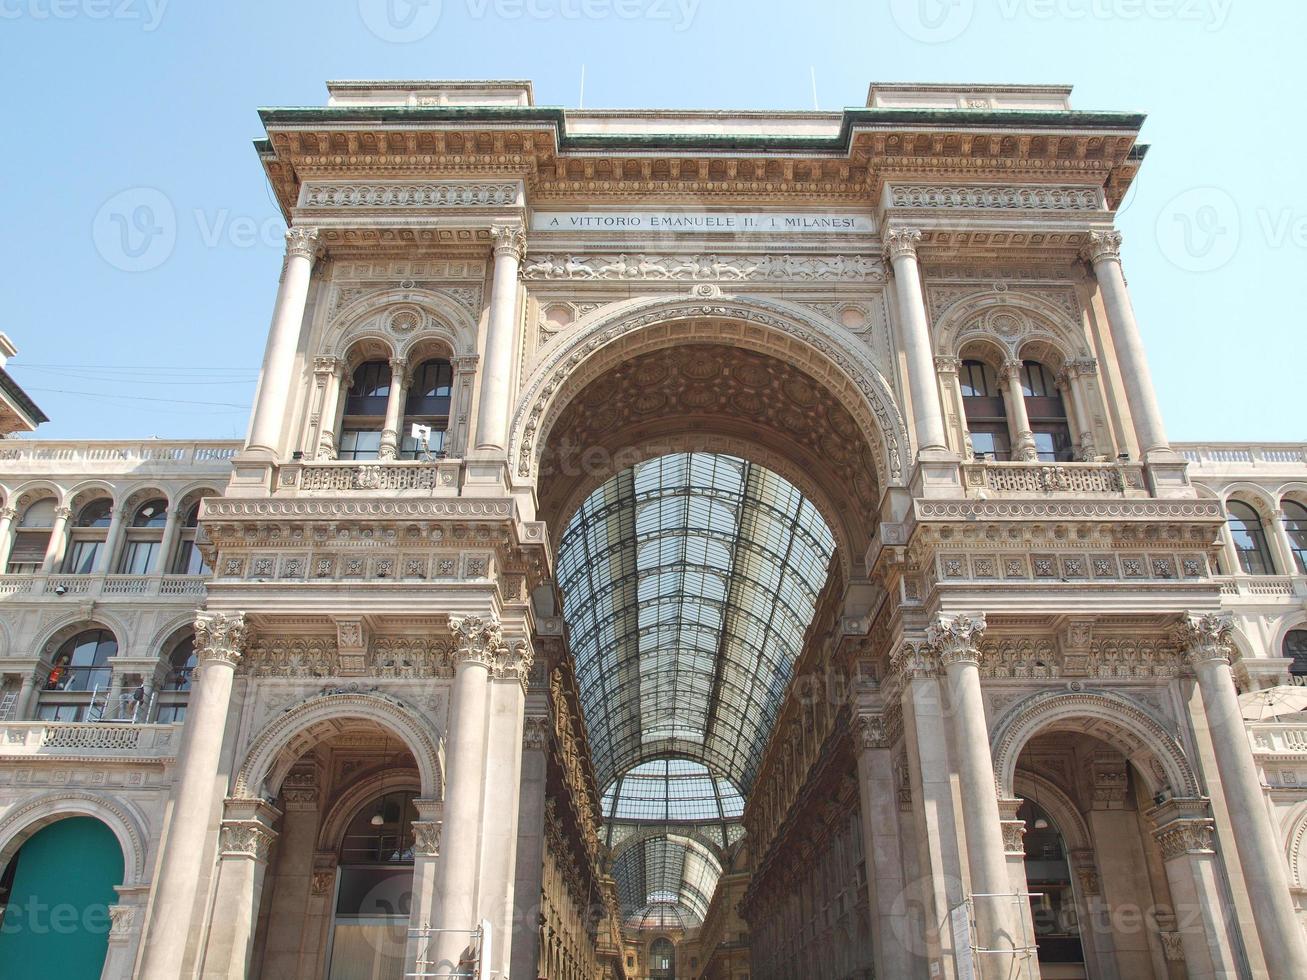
[{"xmin": 255, "ymin": 104, "xmax": 1146, "ymax": 155}]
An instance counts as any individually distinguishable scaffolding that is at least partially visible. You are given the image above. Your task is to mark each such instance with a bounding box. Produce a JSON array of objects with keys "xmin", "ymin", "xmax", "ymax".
[
  {"xmin": 406, "ymin": 920, "xmax": 495, "ymax": 979},
  {"xmin": 951, "ymin": 892, "xmax": 1042, "ymax": 980}
]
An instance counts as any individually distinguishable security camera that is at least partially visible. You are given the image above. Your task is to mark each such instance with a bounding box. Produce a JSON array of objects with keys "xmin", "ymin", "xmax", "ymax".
[{"xmin": 53, "ymin": 584, "xmax": 67, "ymax": 596}]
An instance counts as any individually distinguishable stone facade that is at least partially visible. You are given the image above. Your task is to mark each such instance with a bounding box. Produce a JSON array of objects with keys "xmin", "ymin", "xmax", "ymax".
[{"xmin": 1, "ymin": 78, "xmax": 1305, "ymax": 980}]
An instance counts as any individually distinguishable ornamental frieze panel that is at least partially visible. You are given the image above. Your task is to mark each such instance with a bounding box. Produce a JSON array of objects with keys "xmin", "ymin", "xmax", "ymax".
[
  {"xmin": 521, "ymin": 252, "xmax": 885, "ymax": 283},
  {"xmin": 238, "ymin": 635, "xmax": 455, "ymax": 679},
  {"xmin": 298, "ymin": 180, "xmax": 522, "ymax": 210},
  {"xmin": 887, "ymin": 184, "xmax": 1103, "ymax": 211}
]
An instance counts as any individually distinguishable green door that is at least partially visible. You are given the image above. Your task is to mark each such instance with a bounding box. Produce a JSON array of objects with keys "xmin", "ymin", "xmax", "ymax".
[{"xmin": 0, "ymin": 816, "xmax": 125, "ymax": 979}]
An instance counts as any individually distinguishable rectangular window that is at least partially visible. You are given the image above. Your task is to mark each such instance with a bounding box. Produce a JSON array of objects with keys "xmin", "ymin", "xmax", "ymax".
[
  {"xmin": 969, "ymin": 427, "xmax": 1012, "ymax": 462},
  {"xmin": 155, "ymin": 704, "xmax": 187, "ymax": 723},
  {"xmin": 120, "ymin": 540, "xmax": 159, "ymax": 575},
  {"xmin": 173, "ymin": 540, "xmax": 210, "ymax": 575},
  {"xmin": 1031, "ymin": 427, "xmax": 1075, "ymax": 463},
  {"xmin": 399, "ymin": 425, "xmax": 448, "ymax": 459},
  {"xmin": 63, "ymin": 540, "xmax": 102, "ymax": 574},
  {"xmin": 339, "ymin": 429, "xmax": 382, "ymax": 461},
  {"xmin": 8, "ymin": 530, "xmax": 50, "ymax": 571},
  {"xmin": 36, "ymin": 703, "xmax": 85, "ymax": 722}
]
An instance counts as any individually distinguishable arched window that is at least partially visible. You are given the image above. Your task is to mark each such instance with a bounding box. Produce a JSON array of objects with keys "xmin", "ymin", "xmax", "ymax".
[
  {"xmin": 1283, "ymin": 501, "xmax": 1307, "ymax": 575},
  {"xmin": 1228, "ymin": 500, "xmax": 1275, "ymax": 575},
  {"xmin": 650, "ymin": 937, "xmax": 676, "ymax": 979},
  {"xmin": 64, "ymin": 500, "xmax": 112, "ymax": 574},
  {"xmin": 1285, "ymin": 630, "xmax": 1307, "ymax": 678},
  {"xmin": 339, "ymin": 360, "xmax": 391, "ymax": 461},
  {"xmin": 118, "ymin": 498, "xmax": 167, "ymax": 574},
  {"xmin": 1019, "ymin": 799, "xmax": 1084, "ymax": 967},
  {"xmin": 171, "ymin": 500, "xmax": 211, "ymax": 575},
  {"xmin": 1021, "ymin": 360, "xmax": 1074, "ymax": 462},
  {"xmin": 39, "ymin": 629, "xmax": 117, "ymax": 720},
  {"xmin": 155, "ymin": 635, "xmax": 198, "ymax": 723},
  {"xmin": 959, "ymin": 359, "xmax": 1011, "ymax": 461},
  {"xmin": 7, "ymin": 499, "xmax": 56, "ymax": 573},
  {"xmin": 400, "ymin": 358, "xmax": 452, "ymax": 458}
]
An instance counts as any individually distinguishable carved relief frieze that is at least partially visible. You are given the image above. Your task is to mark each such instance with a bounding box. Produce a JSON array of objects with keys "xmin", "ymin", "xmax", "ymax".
[
  {"xmin": 299, "ymin": 180, "xmax": 520, "ymax": 210},
  {"xmin": 521, "ymin": 252, "xmax": 885, "ymax": 283},
  {"xmin": 888, "ymin": 184, "xmax": 1102, "ymax": 211}
]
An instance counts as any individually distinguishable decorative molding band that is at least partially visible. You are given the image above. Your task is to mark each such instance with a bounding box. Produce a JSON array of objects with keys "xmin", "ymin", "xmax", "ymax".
[
  {"xmin": 521, "ymin": 252, "xmax": 886, "ymax": 283},
  {"xmin": 915, "ymin": 498, "xmax": 1225, "ymax": 522},
  {"xmin": 299, "ymin": 181, "xmax": 522, "ymax": 210},
  {"xmin": 889, "ymin": 184, "xmax": 1102, "ymax": 211},
  {"xmin": 203, "ymin": 497, "xmax": 515, "ymax": 521}
]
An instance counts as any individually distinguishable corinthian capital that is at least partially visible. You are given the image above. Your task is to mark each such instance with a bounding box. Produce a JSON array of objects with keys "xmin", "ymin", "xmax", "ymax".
[
  {"xmin": 926, "ymin": 612, "xmax": 987, "ymax": 668},
  {"xmin": 284, "ymin": 227, "xmax": 323, "ymax": 262},
  {"xmin": 490, "ymin": 223, "xmax": 527, "ymax": 261},
  {"xmin": 194, "ymin": 611, "xmax": 248, "ymax": 666},
  {"xmin": 882, "ymin": 227, "xmax": 923, "ymax": 262},
  {"xmin": 1180, "ymin": 612, "xmax": 1234, "ymax": 667},
  {"xmin": 449, "ymin": 613, "xmax": 506, "ymax": 668},
  {"xmin": 491, "ymin": 637, "xmax": 535, "ymax": 686},
  {"xmin": 1081, "ymin": 230, "xmax": 1123, "ymax": 265}
]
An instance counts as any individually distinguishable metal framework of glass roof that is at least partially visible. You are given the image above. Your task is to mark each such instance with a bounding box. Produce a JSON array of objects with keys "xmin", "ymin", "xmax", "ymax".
[
  {"xmin": 557, "ymin": 453, "xmax": 836, "ymax": 795},
  {"xmin": 611, "ymin": 833, "xmax": 724, "ymax": 929},
  {"xmin": 558, "ymin": 453, "xmax": 836, "ymax": 931}
]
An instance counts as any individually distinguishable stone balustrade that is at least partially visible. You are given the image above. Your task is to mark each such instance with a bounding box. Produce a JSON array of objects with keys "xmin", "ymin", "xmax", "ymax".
[
  {"xmin": 1248, "ymin": 722, "xmax": 1307, "ymax": 759},
  {"xmin": 0, "ymin": 572, "xmax": 206, "ymax": 599},
  {"xmin": 0, "ymin": 439, "xmax": 239, "ymax": 466},
  {"xmin": 0, "ymin": 721, "xmax": 179, "ymax": 760},
  {"xmin": 1176, "ymin": 442, "xmax": 1307, "ymax": 470},
  {"xmin": 961, "ymin": 460, "xmax": 1147, "ymax": 497},
  {"xmin": 282, "ymin": 458, "xmax": 463, "ymax": 494},
  {"xmin": 1215, "ymin": 575, "xmax": 1307, "ymax": 601}
]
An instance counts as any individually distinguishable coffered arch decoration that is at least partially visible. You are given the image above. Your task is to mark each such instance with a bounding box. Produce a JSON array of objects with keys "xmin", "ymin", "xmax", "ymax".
[
  {"xmin": 326, "ymin": 286, "xmax": 478, "ymax": 362},
  {"xmin": 935, "ymin": 289, "xmax": 1092, "ymax": 366},
  {"xmin": 0, "ymin": 790, "xmax": 151, "ymax": 885},
  {"xmin": 991, "ymin": 689, "xmax": 1200, "ymax": 800},
  {"xmin": 234, "ymin": 690, "xmax": 444, "ymax": 801}
]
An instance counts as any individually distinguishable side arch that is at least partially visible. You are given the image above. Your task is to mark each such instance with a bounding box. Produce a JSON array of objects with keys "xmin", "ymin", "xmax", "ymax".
[
  {"xmin": 991, "ymin": 690, "xmax": 1200, "ymax": 799},
  {"xmin": 234, "ymin": 691, "xmax": 444, "ymax": 800},
  {"xmin": 934, "ymin": 289, "xmax": 1092, "ymax": 365},
  {"xmin": 0, "ymin": 790, "xmax": 149, "ymax": 884},
  {"xmin": 510, "ymin": 294, "xmax": 910, "ymax": 492},
  {"xmin": 327, "ymin": 287, "xmax": 478, "ymax": 360}
]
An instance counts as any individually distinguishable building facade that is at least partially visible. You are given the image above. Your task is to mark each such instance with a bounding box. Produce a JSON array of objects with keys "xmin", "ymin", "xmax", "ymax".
[{"xmin": 1, "ymin": 79, "xmax": 1306, "ymax": 979}]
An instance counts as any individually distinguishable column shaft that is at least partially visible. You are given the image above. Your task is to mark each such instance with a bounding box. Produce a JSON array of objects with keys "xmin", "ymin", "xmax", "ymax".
[
  {"xmin": 1002, "ymin": 363, "xmax": 1037, "ymax": 461},
  {"xmin": 200, "ymin": 806, "xmax": 278, "ymax": 979},
  {"xmin": 157, "ymin": 505, "xmax": 183, "ymax": 576},
  {"xmin": 137, "ymin": 612, "xmax": 246, "ymax": 980},
  {"xmin": 885, "ymin": 229, "xmax": 948, "ymax": 453},
  {"xmin": 246, "ymin": 229, "xmax": 320, "ymax": 456},
  {"xmin": 1186, "ymin": 614, "xmax": 1307, "ymax": 977},
  {"xmin": 102, "ymin": 505, "xmax": 129, "ymax": 573},
  {"xmin": 478, "ymin": 673, "xmax": 528, "ymax": 975},
  {"xmin": 0, "ymin": 507, "xmax": 16, "ymax": 569},
  {"xmin": 16, "ymin": 671, "xmax": 38, "ymax": 720},
  {"xmin": 316, "ymin": 363, "xmax": 345, "ymax": 460},
  {"xmin": 473, "ymin": 225, "xmax": 525, "ymax": 452},
  {"xmin": 510, "ymin": 717, "xmax": 549, "ymax": 980},
  {"xmin": 854, "ymin": 716, "xmax": 913, "ymax": 979},
  {"xmin": 380, "ymin": 358, "xmax": 408, "ymax": 459},
  {"xmin": 40, "ymin": 507, "xmax": 70, "ymax": 573},
  {"xmin": 1085, "ymin": 232, "xmax": 1169, "ymax": 457}
]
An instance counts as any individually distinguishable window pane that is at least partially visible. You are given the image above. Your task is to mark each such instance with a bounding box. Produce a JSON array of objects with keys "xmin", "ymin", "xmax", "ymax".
[
  {"xmin": 969, "ymin": 427, "xmax": 1011, "ymax": 461},
  {"xmin": 1283, "ymin": 502, "xmax": 1307, "ymax": 574},
  {"xmin": 132, "ymin": 499, "xmax": 168, "ymax": 527},
  {"xmin": 1229, "ymin": 502, "xmax": 1274, "ymax": 575},
  {"xmin": 339, "ymin": 429, "xmax": 382, "ymax": 460},
  {"xmin": 64, "ymin": 540, "xmax": 102, "ymax": 574},
  {"xmin": 121, "ymin": 540, "xmax": 159, "ymax": 574},
  {"xmin": 76, "ymin": 500, "xmax": 112, "ymax": 528},
  {"xmin": 1285, "ymin": 630, "xmax": 1307, "ymax": 677}
]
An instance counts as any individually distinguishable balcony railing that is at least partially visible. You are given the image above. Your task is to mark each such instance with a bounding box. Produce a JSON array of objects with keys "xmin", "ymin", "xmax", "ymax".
[
  {"xmin": 0, "ymin": 572, "xmax": 207, "ymax": 599},
  {"xmin": 0, "ymin": 722, "xmax": 179, "ymax": 760},
  {"xmin": 962, "ymin": 460, "xmax": 1147, "ymax": 497},
  {"xmin": 280, "ymin": 458, "xmax": 464, "ymax": 494},
  {"xmin": 1216, "ymin": 575, "xmax": 1307, "ymax": 600},
  {"xmin": 1175, "ymin": 442, "xmax": 1307, "ymax": 469}
]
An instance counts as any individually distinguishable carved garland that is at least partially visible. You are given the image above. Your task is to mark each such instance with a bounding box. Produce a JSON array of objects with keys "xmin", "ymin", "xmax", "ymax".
[{"xmin": 511, "ymin": 296, "xmax": 909, "ymax": 486}]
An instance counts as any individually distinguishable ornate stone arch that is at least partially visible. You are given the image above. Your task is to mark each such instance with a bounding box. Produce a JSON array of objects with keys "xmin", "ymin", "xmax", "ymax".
[
  {"xmin": 145, "ymin": 612, "xmax": 199, "ymax": 664},
  {"xmin": 1284, "ymin": 803, "xmax": 1307, "ymax": 890},
  {"xmin": 935, "ymin": 289, "xmax": 1091, "ymax": 367},
  {"xmin": 234, "ymin": 691, "xmax": 443, "ymax": 800},
  {"xmin": 9, "ymin": 481, "xmax": 63, "ymax": 512},
  {"xmin": 328, "ymin": 287, "xmax": 477, "ymax": 362},
  {"xmin": 510, "ymin": 294, "xmax": 910, "ymax": 492},
  {"xmin": 1013, "ymin": 770, "xmax": 1092, "ymax": 852},
  {"xmin": 991, "ymin": 690, "xmax": 1200, "ymax": 799},
  {"xmin": 66, "ymin": 480, "xmax": 118, "ymax": 513},
  {"xmin": 37, "ymin": 614, "xmax": 128, "ymax": 662},
  {"xmin": 0, "ymin": 790, "xmax": 150, "ymax": 884},
  {"xmin": 606, "ymin": 822, "xmax": 730, "ymax": 869},
  {"xmin": 315, "ymin": 770, "xmax": 425, "ymax": 855}
]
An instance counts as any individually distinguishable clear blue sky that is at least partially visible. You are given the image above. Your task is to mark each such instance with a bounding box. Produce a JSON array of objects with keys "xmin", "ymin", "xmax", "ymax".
[{"xmin": 1, "ymin": 0, "xmax": 1302, "ymax": 442}]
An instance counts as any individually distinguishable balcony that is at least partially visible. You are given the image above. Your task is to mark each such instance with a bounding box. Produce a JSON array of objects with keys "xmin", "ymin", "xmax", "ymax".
[
  {"xmin": 962, "ymin": 460, "xmax": 1148, "ymax": 498},
  {"xmin": 277, "ymin": 457, "xmax": 464, "ymax": 495},
  {"xmin": 0, "ymin": 572, "xmax": 207, "ymax": 600},
  {"xmin": 1216, "ymin": 575, "xmax": 1307, "ymax": 602},
  {"xmin": 0, "ymin": 721, "xmax": 179, "ymax": 761}
]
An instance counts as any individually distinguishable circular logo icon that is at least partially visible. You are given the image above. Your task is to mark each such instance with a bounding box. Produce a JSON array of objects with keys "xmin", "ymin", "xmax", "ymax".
[
  {"xmin": 92, "ymin": 187, "xmax": 177, "ymax": 273},
  {"xmin": 1154, "ymin": 186, "xmax": 1241, "ymax": 273},
  {"xmin": 889, "ymin": 0, "xmax": 975, "ymax": 44},
  {"xmin": 358, "ymin": 0, "xmax": 442, "ymax": 43}
]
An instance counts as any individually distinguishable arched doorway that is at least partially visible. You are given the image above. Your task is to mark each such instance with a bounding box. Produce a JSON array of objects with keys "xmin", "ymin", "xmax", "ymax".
[
  {"xmin": 326, "ymin": 789, "xmax": 419, "ymax": 980},
  {"xmin": 649, "ymin": 935, "xmax": 676, "ymax": 979},
  {"xmin": 0, "ymin": 816, "xmax": 124, "ymax": 978},
  {"xmin": 1019, "ymin": 799, "xmax": 1085, "ymax": 976}
]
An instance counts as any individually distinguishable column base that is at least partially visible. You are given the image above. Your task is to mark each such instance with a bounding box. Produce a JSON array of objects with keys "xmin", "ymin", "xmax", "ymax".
[
  {"xmin": 909, "ymin": 448, "xmax": 964, "ymax": 499},
  {"xmin": 1143, "ymin": 448, "xmax": 1193, "ymax": 498}
]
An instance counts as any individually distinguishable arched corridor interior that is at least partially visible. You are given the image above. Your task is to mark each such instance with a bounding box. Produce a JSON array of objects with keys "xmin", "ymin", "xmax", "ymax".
[{"xmin": 556, "ymin": 451, "xmax": 838, "ymax": 974}]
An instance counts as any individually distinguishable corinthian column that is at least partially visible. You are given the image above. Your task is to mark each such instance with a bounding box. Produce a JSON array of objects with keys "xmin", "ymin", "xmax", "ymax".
[
  {"xmin": 379, "ymin": 357, "xmax": 408, "ymax": 460},
  {"xmin": 0, "ymin": 506, "xmax": 16, "ymax": 569},
  {"xmin": 246, "ymin": 228, "xmax": 322, "ymax": 457},
  {"xmin": 1000, "ymin": 360, "xmax": 1038, "ymax": 461},
  {"xmin": 1183, "ymin": 613, "xmax": 1307, "ymax": 977},
  {"xmin": 474, "ymin": 224, "xmax": 525, "ymax": 453},
  {"xmin": 883, "ymin": 228, "xmax": 949, "ymax": 454},
  {"xmin": 426, "ymin": 614, "xmax": 497, "ymax": 974},
  {"xmin": 1082, "ymin": 231, "xmax": 1170, "ymax": 459},
  {"xmin": 138, "ymin": 611, "xmax": 247, "ymax": 980},
  {"xmin": 931, "ymin": 613, "xmax": 1033, "ymax": 979},
  {"xmin": 200, "ymin": 798, "xmax": 281, "ymax": 978}
]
